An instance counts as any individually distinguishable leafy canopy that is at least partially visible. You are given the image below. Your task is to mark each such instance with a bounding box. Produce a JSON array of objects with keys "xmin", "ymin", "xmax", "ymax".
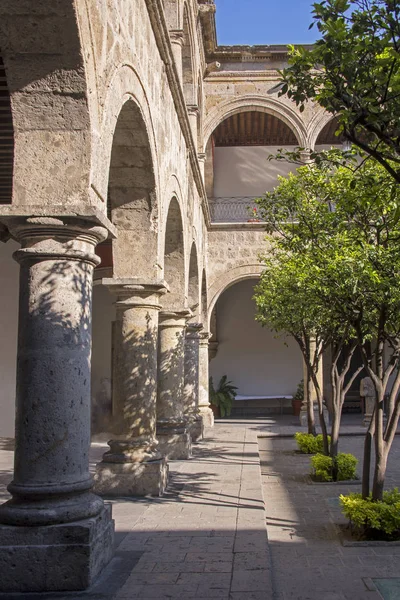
[{"xmin": 279, "ymin": 0, "xmax": 400, "ymax": 183}]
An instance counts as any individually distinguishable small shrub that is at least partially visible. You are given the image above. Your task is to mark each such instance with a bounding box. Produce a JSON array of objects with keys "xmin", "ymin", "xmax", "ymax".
[
  {"xmin": 311, "ymin": 452, "xmax": 358, "ymax": 482},
  {"xmin": 294, "ymin": 432, "xmax": 329, "ymax": 454},
  {"xmin": 311, "ymin": 453, "xmax": 333, "ymax": 481},
  {"xmin": 336, "ymin": 453, "xmax": 358, "ymax": 481},
  {"xmin": 340, "ymin": 489, "xmax": 400, "ymax": 538}
]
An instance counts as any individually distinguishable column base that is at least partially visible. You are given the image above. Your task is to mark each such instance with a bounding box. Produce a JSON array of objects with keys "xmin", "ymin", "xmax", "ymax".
[
  {"xmin": 0, "ymin": 505, "xmax": 114, "ymax": 592},
  {"xmin": 94, "ymin": 458, "xmax": 168, "ymax": 497},
  {"xmin": 199, "ymin": 406, "xmax": 214, "ymax": 428},
  {"xmin": 188, "ymin": 417, "xmax": 203, "ymax": 442},
  {"xmin": 157, "ymin": 431, "xmax": 192, "ymax": 460}
]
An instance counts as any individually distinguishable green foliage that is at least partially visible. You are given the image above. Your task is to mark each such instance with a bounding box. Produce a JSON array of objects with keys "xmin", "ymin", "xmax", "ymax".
[
  {"xmin": 209, "ymin": 375, "xmax": 237, "ymax": 417},
  {"xmin": 295, "ymin": 432, "xmax": 328, "ymax": 454},
  {"xmin": 311, "ymin": 452, "xmax": 358, "ymax": 481},
  {"xmin": 279, "ymin": 0, "xmax": 400, "ymax": 183},
  {"xmin": 311, "ymin": 453, "xmax": 334, "ymax": 481},
  {"xmin": 336, "ymin": 453, "xmax": 359, "ymax": 481},
  {"xmin": 340, "ymin": 489, "xmax": 400, "ymax": 536},
  {"xmin": 294, "ymin": 380, "xmax": 304, "ymax": 401}
]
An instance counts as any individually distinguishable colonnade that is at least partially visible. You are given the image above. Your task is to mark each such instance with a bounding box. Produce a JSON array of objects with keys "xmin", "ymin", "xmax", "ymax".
[{"xmin": 0, "ymin": 218, "xmax": 213, "ymax": 591}]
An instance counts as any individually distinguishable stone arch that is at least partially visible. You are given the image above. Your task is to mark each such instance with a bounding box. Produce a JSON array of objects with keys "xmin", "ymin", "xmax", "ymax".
[
  {"xmin": 107, "ymin": 97, "xmax": 158, "ymax": 279},
  {"xmin": 187, "ymin": 241, "xmax": 199, "ymax": 317},
  {"xmin": 308, "ymin": 111, "xmax": 340, "ymax": 149},
  {"xmin": 163, "ymin": 197, "xmax": 186, "ymax": 310},
  {"xmin": 182, "ymin": 2, "xmax": 196, "ymax": 105},
  {"xmin": 93, "ymin": 64, "xmax": 160, "ymax": 214},
  {"xmin": 0, "ymin": 1, "xmax": 92, "ymax": 208},
  {"xmin": 208, "ymin": 264, "xmax": 264, "ymax": 327},
  {"xmin": 203, "ymin": 96, "xmax": 307, "ymax": 149}
]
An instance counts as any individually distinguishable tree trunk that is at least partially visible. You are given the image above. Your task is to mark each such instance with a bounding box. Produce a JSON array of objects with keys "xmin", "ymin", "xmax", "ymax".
[
  {"xmin": 362, "ymin": 419, "xmax": 374, "ymax": 499},
  {"xmin": 306, "ymin": 371, "xmax": 316, "ymax": 436},
  {"xmin": 372, "ymin": 398, "xmax": 386, "ymax": 501}
]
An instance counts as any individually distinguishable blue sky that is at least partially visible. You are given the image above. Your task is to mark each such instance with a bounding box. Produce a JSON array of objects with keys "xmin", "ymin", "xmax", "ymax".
[{"xmin": 215, "ymin": 0, "xmax": 321, "ymax": 46}]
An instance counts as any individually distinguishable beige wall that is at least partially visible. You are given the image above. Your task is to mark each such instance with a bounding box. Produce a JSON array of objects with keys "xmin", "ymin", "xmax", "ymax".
[
  {"xmin": 213, "ymin": 146, "xmax": 298, "ymax": 197},
  {"xmin": 0, "ymin": 240, "xmax": 19, "ymax": 438},
  {"xmin": 209, "ymin": 279, "xmax": 303, "ymax": 396},
  {"xmin": 91, "ymin": 284, "xmax": 115, "ymax": 434}
]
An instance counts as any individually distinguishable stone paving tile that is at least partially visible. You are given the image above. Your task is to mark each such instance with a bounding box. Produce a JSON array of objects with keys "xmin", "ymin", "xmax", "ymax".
[{"xmin": 260, "ymin": 420, "xmax": 400, "ymax": 600}]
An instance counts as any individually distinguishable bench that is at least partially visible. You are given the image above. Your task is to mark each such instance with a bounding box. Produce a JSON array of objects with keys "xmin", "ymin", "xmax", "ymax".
[{"xmin": 234, "ymin": 395, "xmax": 294, "ymax": 415}]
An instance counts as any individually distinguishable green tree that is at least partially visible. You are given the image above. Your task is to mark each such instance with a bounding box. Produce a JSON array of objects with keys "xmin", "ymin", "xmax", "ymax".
[
  {"xmin": 278, "ymin": 0, "xmax": 400, "ymax": 183},
  {"xmin": 255, "ymin": 158, "xmax": 400, "ymax": 498},
  {"xmin": 254, "ymin": 163, "xmax": 363, "ymax": 462}
]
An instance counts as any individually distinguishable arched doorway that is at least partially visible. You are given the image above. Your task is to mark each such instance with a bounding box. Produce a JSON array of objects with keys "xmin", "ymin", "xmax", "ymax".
[{"xmin": 209, "ymin": 278, "xmax": 303, "ymax": 415}]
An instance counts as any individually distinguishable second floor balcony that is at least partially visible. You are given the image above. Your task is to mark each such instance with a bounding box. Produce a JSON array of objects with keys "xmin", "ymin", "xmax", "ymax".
[{"xmin": 209, "ymin": 196, "xmax": 261, "ymax": 223}]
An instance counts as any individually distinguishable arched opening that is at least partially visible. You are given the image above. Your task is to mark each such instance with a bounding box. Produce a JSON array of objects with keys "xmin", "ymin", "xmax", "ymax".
[
  {"xmin": 209, "ymin": 278, "xmax": 303, "ymax": 415},
  {"xmin": 182, "ymin": 5, "xmax": 195, "ymax": 105},
  {"xmin": 0, "ymin": 52, "xmax": 14, "ymax": 204},
  {"xmin": 207, "ymin": 110, "xmax": 301, "ymax": 223},
  {"xmin": 96, "ymin": 98, "xmax": 158, "ymax": 279},
  {"xmin": 163, "ymin": 197, "xmax": 185, "ymax": 310},
  {"xmin": 188, "ymin": 242, "xmax": 199, "ymax": 318},
  {"xmin": 314, "ymin": 116, "xmax": 344, "ymax": 150},
  {"xmin": 92, "ymin": 98, "xmax": 158, "ymax": 435}
]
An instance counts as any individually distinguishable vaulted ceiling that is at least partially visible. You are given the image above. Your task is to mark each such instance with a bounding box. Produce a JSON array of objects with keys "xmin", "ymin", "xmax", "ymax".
[{"xmin": 213, "ymin": 111, "xmax": 298, "ymax": 147}]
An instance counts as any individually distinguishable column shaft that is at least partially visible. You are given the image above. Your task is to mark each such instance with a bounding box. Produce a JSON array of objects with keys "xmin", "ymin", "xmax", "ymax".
[
  {"xmin": 94, "ymin": 280, "xmax": 168, "ymax": 497},
  {"xmin": 156, "ymin": 310, "xmax": 191, "ymax": 459},
  {"xmin": 0, "ymin": 216, "xmax": 114, "ymax": 592},
  {"xmin": 184, "ymin": 323, "xmax": 203, "ymax": 442},
  {"xmin": 198, "ymin": 331, "xmax": 214, "ymax": 428}
]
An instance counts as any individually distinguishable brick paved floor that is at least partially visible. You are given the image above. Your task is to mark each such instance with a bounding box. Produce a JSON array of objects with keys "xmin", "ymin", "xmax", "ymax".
[
  {"xmin": 259, "ymin": 419, "xmax": 400, "ymax": 600},
  {"xmin": 0, "ymin": 415, "xmax": 399, "ymax": 599}
]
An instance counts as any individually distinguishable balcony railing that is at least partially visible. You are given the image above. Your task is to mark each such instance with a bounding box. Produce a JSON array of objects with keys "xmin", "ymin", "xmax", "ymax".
[{"xmin": 209, "ymin": 196, "xmax": 261, "ymax": 223}]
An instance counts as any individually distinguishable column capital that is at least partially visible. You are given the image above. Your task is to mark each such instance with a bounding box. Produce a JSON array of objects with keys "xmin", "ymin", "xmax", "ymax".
[
  {"xmin": 103, "ymin": 278, "xmax": 169, "ymax": 310},
  {"xmin": 187, "ymin": 104, "xmax": 200, "ymax": 116},
  {"xmin": 159, "ymin": 308, "xmax": 193, "ymax": 327},
  {"xmin": 186, "ymin": 322, "xmax": 203, "ymax": 339},
  {"xmin": 199, "ymin": 330, "xmax": 212, "ymax": 345},
  {"xmin": 4, "ymin": 216, "xmax": 108, "ymax": 267},
  {"xmin": 169, "ymin": 29, "xmax": 185, "ymax": 46}
]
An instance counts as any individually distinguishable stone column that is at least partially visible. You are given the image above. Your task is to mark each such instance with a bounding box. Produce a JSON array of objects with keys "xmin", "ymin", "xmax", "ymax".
[
  {"xmin": 198, "ymin": 152, "xmax": 206, "ymax": 184},
  {"xmin": 156, "ymin": 310, "xmax": 192, "ymax": 459},
  {"xmin": 184, "ymin": 323, "xmax": 204, "ymax": 442},
  {"xmin": 94, "ymin": 280, "xmax": 169, "ymax": 497},
  {"xmin": 198, "ymin": 330, "xmax": 214, "ymax": 428},
  {"xmin": 0, "ymin": 216, "xmax": 114, "ymax": 592},
  {"xmin": 187, "ymin": 105, "xmax": 199, "ymax": 150},
  {"xmin": 169, "ymin": 29, "xmax": 184, "ymax": 83}
]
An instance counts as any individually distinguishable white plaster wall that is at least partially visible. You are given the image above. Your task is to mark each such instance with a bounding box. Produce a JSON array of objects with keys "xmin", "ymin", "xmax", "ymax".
[
  {"xmin": 213, "ymin": 146, "xmax": 298, "ymax": 197},
  {"xmin": 0, "ymin": 240, "xmax": 19, "ymax": 438},
  {"xmin": 91, "ymin": 283, "xmax": 115, "ymax": 434},
  {"xmin": 210, "ymin": 279, "xmax": 302, "ymax": 396}
]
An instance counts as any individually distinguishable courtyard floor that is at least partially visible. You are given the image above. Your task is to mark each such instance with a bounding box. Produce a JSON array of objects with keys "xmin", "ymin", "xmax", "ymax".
[{"xmin": 0, "ymin": 415, "xmax": 400, "ymax": 599}]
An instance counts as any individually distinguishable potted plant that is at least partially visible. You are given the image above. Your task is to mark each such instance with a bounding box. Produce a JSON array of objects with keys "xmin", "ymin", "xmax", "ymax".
[
  {"xmin": 209, "ymin": 375, "xmax": 237, "ymax": 418},
  {"xmin": 247, "ymin": 207, "xmax": 260, "ymax": 222},
  {"xmin": 292, "ymin": 379, "xmax": 304, "ymax": 416}
]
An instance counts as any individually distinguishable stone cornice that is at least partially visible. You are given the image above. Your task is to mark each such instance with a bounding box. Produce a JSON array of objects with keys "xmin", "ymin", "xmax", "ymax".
[{"xmin": 145, "ymin": 0, "xmax": 210, "ymax": 226}]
